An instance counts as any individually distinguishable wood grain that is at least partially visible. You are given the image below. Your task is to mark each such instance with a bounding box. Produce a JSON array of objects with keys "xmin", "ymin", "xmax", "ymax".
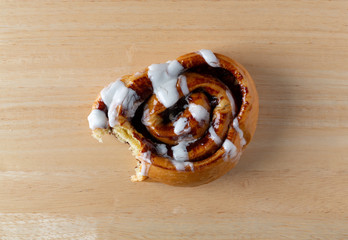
[{"xmin": 1, "ymin": 1, "xmax": 347, "ymax": 239}]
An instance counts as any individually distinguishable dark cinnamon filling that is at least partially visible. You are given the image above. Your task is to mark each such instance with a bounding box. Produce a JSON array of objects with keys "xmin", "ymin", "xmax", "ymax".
[{"xmin": 131, "ymin": 64, "xmax": 242, "ymax": 160}]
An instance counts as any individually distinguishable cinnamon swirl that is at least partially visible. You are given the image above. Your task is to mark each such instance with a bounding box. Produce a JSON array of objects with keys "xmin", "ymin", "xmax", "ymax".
[{"xmin": 87, "ymin": 50, "xmax": 259, "ymax": 186}]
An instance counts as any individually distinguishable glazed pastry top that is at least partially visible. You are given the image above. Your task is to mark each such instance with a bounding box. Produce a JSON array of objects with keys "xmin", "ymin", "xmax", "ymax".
[{"xmin": 88, "ymin": 49, "xmax": 249, "ymax": 173}]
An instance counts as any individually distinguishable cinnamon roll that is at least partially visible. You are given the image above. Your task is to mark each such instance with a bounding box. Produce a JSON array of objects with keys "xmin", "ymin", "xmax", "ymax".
[{"xmin": 87, "ymin": 50, "xmax": 259, "ymax": 186}]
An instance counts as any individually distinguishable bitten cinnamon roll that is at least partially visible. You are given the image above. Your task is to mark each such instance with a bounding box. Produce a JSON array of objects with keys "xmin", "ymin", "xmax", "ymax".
[{"xmin": 88, "ymin": 50, "xmax": 259, "ymax": 186}]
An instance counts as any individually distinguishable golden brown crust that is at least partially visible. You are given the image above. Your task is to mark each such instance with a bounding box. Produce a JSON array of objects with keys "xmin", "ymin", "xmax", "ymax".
[{"xmin": 90, "ymin": 51, "xmax": 259, "ymax": 186}]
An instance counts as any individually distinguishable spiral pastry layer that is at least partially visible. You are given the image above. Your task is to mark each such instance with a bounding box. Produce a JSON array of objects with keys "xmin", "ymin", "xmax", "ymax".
[{"xmin": 88, "ymin": 49, "xmax": 259, "ymax": 186}]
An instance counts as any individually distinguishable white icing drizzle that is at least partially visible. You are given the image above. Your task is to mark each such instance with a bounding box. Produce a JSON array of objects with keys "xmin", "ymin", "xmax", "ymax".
[
  {"xmin": 100, "ymin": 78, "xmax": 121, "ymax": 107},
  {"xmin": 188, "ymin": 103, "xmax": 210, "ymax": 125},
  {"xmin": 226, "ymin": 89, "xmax": 236, "ymax": 116},
  {"xmin": 222, "ymin": 139, "xmax": 237, "ymax": 161},
  {"xmin": 156, "ymin": 144, "xmax": 168, "ymax": 156},
  {"xmin": 178, "ymin": 75, "xmax": 189, "ymax": 96},
  {"xmin": 147, "ymin": 60, "xmax": 184, "ymax": 108},
  {"xmin": 106, "ymin": 80, "xmax": 140, "ymax": 127},
  {"xmin": 140, "ymin": 161, "xmax": 150, "ymax": 176},
  {"xmin": 141, "ymin": 108, "xmax": 151, "ymax": 126},
  {"xmin": 172, "ymin": 141, "xmax": 191, "ymax": 161},
  {"xmin": 233, "ymin": 118, "xmax": 246, "ymax": 146},
  {"xmin": 173, "ymin": 117, "xmax": 191, "ymax": 135},
  {"xmin": 171, "ymin": 160, "xmax": 194, "ymax": 171},
  {"xmin": 208, "ymin": 126, "xmax": 222, "ymax": 145},
  {"xmin": 214, "ymin": 113, "xmax": 221, "ymax": 129},
  {"xmin": 138, "ymin": 151, "xmax": 152, "ymax": 176},
  {"xmin": 156, "ymin": 143, "xmax": 194, "ymax": 171},
  {"xmin": 87, "ymin": 109, "xmax": 108, "ymax": 130},
  {"xmin": 197, "ymin": 49, "xmax": 220, "ymax": 67},
  {"xmin": 138, "ymin": 151, "xmax": 152, "ymax": 163}
]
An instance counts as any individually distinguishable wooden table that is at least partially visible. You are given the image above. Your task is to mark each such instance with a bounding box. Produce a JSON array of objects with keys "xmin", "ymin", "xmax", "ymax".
[{"xmin": 1, "ymin": 1, "xmax": 347, "ymax": 239}]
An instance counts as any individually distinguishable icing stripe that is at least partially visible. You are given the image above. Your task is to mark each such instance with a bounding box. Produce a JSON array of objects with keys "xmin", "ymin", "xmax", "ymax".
[
  {"xmin": 107, "ymin": 80, "xmax": 140, "ymax": 127},
  {"xmin": 233, "ymin": 118, "xmax": 246, "ymax": 146},
  {"xmin": 148, "ymin": 60, "xmax": 184, "ymax": 108},
  {"xmin": 171, "ymin": 161, "xmax": 194, "ymax": 171},
  {"xmin": 179, "ymin": 75, "xmax": 189, "ymax": 96},
  {"xmin": 188, "ymin": 103, "xmax": 209, "ymax": 125},
  {"xmin": 197, "ymin": 49, "xmax": 220, "ymax": 67},
  {"xmin": 226, "ymin": 89, "xmax": 236, "ymax": 116},
  {"xmin": 87, "ymin": 109, "xmax": 108, "ymax": 130},
  {"xmin": 172, "ymin": 141, "xmax": 190, "ymax": 161},
  {"xmin": 222, "ymin": 139, "xmax": 237, "ymax": 161},
  {"xmin": 173, "ymin": 117, "xmax": 191, "ymax": 135},
  {"xmin": 208, "ymin": 126, "xmax": 222, "ymax": 145},
  {"xmin": 139, "ymin": 151, "xmax": 152, "ymax": 176}
]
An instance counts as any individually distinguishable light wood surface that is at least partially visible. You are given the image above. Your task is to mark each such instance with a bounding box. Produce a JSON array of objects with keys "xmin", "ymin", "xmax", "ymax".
[{"xmin": 1, "ymin": 1, "xmax": 347, "ymax": 239}]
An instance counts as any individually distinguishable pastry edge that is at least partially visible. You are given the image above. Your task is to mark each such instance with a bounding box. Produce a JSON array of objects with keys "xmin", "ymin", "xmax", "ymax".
[{"xmin": 91, "ymin": 127, "xmax": 148, "ymax": 182}]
